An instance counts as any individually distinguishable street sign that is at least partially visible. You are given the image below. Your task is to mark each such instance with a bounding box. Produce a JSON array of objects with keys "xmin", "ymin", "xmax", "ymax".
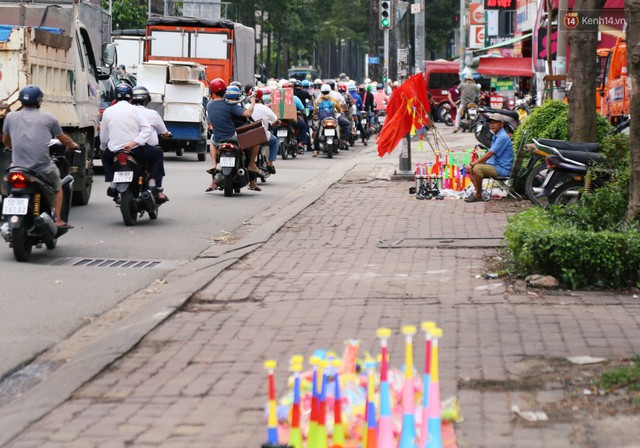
[
  {"xmin": 410, "ymin": 3, "xmax": 421, "ymax": 14},
  {"xmin": 368, "ymin": 56, "xmax": 380, "ymax": 64},
  {"xmin": 397, "ymin": 48, "xmax": 408, "ymax": 63}
]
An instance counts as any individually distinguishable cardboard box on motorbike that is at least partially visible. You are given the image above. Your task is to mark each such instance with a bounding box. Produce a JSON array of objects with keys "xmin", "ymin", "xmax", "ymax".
[{"xmin": 270, "ymin": 88, "xmax": 297, "ymax": 120}]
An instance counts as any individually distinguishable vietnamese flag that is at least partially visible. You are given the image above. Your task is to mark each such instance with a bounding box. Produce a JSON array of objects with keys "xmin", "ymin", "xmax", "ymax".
[{"xmin": 377, "ymin": 73, "xmax": 431, "ymax": 157}]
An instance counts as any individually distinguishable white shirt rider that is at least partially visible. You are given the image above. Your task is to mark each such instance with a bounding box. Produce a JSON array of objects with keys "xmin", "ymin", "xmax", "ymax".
[
  {"xmin": 251, "ymin": 103, "xmax": 278, "ymax": 140},
  {"xmin": 134, "ymin": 105, "xmax": 169, "ymax": 147},
  {"xmin": 100, "ymin": 101, "xmax": 153, "ymax": 151}
]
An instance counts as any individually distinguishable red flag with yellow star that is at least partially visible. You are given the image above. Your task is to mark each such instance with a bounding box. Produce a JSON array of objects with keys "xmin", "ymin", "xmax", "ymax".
[{"xmin": 376, "ymin": 73, "xmax": 431, "ymax": 157}]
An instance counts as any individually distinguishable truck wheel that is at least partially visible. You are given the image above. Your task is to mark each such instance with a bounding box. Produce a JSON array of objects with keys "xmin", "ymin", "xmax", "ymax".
[
  {"xmin": 198, "ymin": 153, "xmax": 206, "ymax": 161},
  {"xmin": 176, "ymin": 147, "xmax": 184, "ymax": 156},
  {"xmin": 72, "ymin": 143, "xmax": 94, "ymax": 206}
]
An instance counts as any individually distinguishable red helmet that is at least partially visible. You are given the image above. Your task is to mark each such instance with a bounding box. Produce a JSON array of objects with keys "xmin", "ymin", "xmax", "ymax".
[
  {"xmin": 210, "ymin": 78, "xmax": 227, "ymax": 94},
  {"xmin": 281, "ymin": 82, "xmax": 293, "ymax": 88},
  {"xmin": 251, "ymin": 87, "xmax": 264, "ymax": 101},
  {"xmin": 337, "ymin": 82, "xmax": 348, "ymax": 93}
]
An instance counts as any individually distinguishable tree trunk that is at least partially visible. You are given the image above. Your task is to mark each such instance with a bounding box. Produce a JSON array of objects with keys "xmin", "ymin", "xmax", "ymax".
[
  {"xmin": 566, "ymin": 0, "xmax": 605, "ymax": 142},
  {"xmin": 626, "ymin": 0, "xmax": 640, "ymax": 223}
]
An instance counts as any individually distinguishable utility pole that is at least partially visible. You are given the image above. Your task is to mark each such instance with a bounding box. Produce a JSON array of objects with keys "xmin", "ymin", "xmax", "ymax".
[{"xmin": 414, "ymin": 0, "xmax": 424, "ymax": 73}]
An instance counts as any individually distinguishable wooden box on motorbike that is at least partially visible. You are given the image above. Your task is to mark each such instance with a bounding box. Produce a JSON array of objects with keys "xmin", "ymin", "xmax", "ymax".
[
  {"xmin": 270, "ymin": 88, "xmax": 297, "ymax": 120},
  {"xmin": 236, "ymin": 121, "xmax": 268, "ymax": 149}
]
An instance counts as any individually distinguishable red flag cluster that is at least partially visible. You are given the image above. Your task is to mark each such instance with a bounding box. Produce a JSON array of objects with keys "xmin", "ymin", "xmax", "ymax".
[{"xmin": 376, "ymin": 73, "xmax": 431, "ymax": 158}]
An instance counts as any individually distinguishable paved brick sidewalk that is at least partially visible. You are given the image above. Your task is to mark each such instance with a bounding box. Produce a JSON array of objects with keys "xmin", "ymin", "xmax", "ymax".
[{"xmin": 7, "ymin": 157, "xmax": 640, "ymax": 447}]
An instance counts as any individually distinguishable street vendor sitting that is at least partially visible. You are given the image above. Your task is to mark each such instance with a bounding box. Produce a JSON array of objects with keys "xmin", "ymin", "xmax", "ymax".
[{"xmin": 464, "ymin": 113, "xmax": 514, "ymax": 202}]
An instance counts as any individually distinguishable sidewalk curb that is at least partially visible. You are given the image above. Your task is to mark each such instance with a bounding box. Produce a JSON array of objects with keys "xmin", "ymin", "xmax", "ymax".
[{"xmin": 0, "ymin": 149, "xmax": 372, "ymax": 447}]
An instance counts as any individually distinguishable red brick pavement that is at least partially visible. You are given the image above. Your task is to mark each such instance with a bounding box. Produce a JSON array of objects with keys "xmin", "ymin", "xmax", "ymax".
[{"xmin": 7, "ymin": 162, "xmax": 640, "ymax": 448}]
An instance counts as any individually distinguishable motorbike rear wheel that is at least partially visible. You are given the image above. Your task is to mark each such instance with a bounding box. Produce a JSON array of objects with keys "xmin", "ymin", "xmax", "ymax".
[
  {"xmin": 524, "ymin": 163, "xmax": 554, "ymax": 206},
  {"xmin": 548, "ymin": 180, "xmax": 593, "ymax": 206},
  {"xmin": 280, "ymin": 142, "xmax": 288, "ymax": 160},
  {"xmin": 12, "ymin": 226, "xmax": 32, "ymax": 262},
  {"xmin": 223, "ymin": 175, "xmax": 234, "ymax": 197},
  {"xmin": 120, "ymin": 190, "xmax": 138, "ymax": 226},
  {"xmin": 327, "ymin": 145, "xmax": 333, "ymax": 159}
]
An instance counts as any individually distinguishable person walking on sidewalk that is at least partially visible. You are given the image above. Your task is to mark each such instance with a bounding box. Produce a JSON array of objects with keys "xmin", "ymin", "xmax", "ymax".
[
  {"xmin": 464, "ymin": 113, "xmax": 514, "ymax": 202},
  {"xmin": 453, "ymin": 74, "xmax": 479, "ymax": 133}
]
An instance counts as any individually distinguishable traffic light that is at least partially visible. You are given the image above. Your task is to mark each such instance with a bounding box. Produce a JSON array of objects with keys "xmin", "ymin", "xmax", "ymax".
[{"xmin": 380, "ymin": 0, "xmax": 392, "ymax": 29}]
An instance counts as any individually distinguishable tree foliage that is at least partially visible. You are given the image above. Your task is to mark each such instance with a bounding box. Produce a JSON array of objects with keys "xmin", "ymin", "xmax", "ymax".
[{"xmin": 103, "ymin": 0, "xmax": 147, "ymax": 30}]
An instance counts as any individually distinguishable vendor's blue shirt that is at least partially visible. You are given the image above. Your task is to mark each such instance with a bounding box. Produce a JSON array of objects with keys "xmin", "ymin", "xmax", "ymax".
[
  {"xmin": 206, "ymin": 99, "xmax": 244, "ymax": 141},
  {"xmin": 487, "ymin": 127, "xmax": 514, "ymax": 177},
  {"xmin": 293, "ymin": 95, "xmax": 304, "ymax": 111}
]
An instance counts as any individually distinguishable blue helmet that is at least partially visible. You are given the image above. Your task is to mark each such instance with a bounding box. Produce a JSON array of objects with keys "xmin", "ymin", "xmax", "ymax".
[
  {"xmin": 115, "ymin": 83, "xmax": 133, "ymax": 101},
  {"xmin": 301, "ymin": 80, "xmax": 310, "ymax": 88},
  {"xmin": 18, "ymin": 85, "xmax": 44, "ymax": 107},
  {"xmin": 225, "ymin": 85, "xmax": 242, "ymax": 101}
]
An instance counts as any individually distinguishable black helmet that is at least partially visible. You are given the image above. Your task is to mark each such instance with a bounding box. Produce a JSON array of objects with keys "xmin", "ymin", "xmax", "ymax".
[
  {"xmin": 18, "ymin": 85, "xmax": 44, "ymax": 107},
  {"xmin": 132, "ymin": 86, "xmax": 151, "ymax": 105},
  {"xmin": 115, "ymin": 83, "xmax": 133, "ymax": 101},
  {"xmin": 293, "ymin": 80, "xmax": 302, "ymax": 89}
]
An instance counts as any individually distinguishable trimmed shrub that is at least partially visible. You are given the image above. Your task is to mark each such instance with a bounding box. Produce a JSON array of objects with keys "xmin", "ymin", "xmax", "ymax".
[{"xmin": 505, "ymin": 207, "xmax": 640, "ymax": 289}]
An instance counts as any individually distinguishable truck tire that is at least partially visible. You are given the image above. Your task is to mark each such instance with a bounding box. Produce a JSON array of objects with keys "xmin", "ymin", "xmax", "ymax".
[
  {"xmin": 198, "ymin": 153, "xmax": 206, "ymax": 161},
  {"xmin": 71, "ymin": 140, "xmax": 94, "ymax": 206}
]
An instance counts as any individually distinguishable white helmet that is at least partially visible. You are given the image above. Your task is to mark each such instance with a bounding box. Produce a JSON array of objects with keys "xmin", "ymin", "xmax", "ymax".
[
  {"xmin": 364, "ymin": 78, "xmax": 371, "ymax": 84},
  {"xmin": 320, "ymin": 84, "xmax": 331, "ymax": 94},
  {"xmin": 314, "ymin": 78, "xmax": 322, "ymax": 85}
]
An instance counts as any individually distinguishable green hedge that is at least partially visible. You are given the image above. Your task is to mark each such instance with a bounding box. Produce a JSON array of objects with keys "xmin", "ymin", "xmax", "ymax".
[{"xmin": 505, "ymin": 207, "xmax": 640, "ymax": 289}]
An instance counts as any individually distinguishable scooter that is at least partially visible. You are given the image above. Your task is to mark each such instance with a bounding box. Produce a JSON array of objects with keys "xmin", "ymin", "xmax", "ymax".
[
  {"xmin": 315, "ymin": 117, "xmax": 340, "ymax": 158},
  {"xmin": 111, "ymin": 149, "xmax": 165, "ymax": 225},
  {"xmin": 210, "ymin": 139, "xmax": 252, "ymax": 197},
  {"xmin": 275, "ymin": 120, "xmax": 298, "ymax": 160},
  {"xmin": 1, "ymin": 140, "xmax": 75, "ymax": 261}
]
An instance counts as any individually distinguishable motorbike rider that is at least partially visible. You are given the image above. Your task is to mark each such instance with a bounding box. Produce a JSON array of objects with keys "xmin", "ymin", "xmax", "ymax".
[
  {"xmin": 454, "ymin": 74, "xmax": 480, "ymax": 133},
  {"xmin": 100, "ymin": 83, "xmax": 169, "ymax": 202},
  {"xmin": 326, "ymin": 84, "xmax": 351, "ymax": 149},
  {"xmin": 362, "ymin": 84, "xmax": 376, "ymax": 127},
  {"xmin": 206, "ymin": 78, "xmax": 261, "ymax": 192},
  {"xmin": 249, "ymin": 88, "xmax": 279, "ymax": 174},
  {"xmin": 131, "ymin": 86, "xmax": 172, "ymax": 147},
  {"xmin": 2, "ymin": 85, "xmax": 79, "ymax": 228},
  {"xmin": 337, "ymin": 82, "xmax": 356, "ymax": 143},
  {"xmin": 312, "ymin": 83, "xmax": 343, "ymax": 157},
  {"xmin": 293, "ymin": 80, "xmax": 313, "ymax": 105},
  {"xmin": 373, "ymin": 84, "xmax": 389, "ymax": 113}
]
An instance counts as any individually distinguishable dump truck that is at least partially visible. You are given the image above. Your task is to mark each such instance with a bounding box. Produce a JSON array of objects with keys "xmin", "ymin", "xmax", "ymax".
[{"xmin": 0, "ymin": 0, "xmax": 115, "ymax": 205}]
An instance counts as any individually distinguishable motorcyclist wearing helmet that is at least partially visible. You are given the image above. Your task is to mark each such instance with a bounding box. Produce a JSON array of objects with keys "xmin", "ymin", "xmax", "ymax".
[
  {"xmin": 2, "ymin": 85, "xmax": 79, "ymax": 228},
  {"xmin": 293, "ymin": 80, "xmax": 312, "ymax": 105},
  {"xmin": 337, "ymin": 82, "xmax": 356, "ymax": 141},
  {"xmin": 248, "ymin": 88, "xmax": 279, "ymax": 174},
  {"xmin": 362, "ymin": 84, "xmax": 376, "ymax": 125},
  {"xmin": 131, "ymin": 86, "xmax": 172, "ymax": 147},
  {"xmin": 373, "ymin": 83, "xmax": 389, "ymax": 112},
  {"xmin": 312, "ymin": 84, "xmax": 343, "ymax": 157},
  {"xmin": 278, "ymin": 82, "xmax": 309, "ymax": 152},
  {"xmin": 325, "ymin": 84, "xmax": 351, "ymax": 148},
  {"xmin": 348, "ymin": 83, "xmax": 363, "ymax": 112},
  {"xmin": 100, "ymin": 83, "xmax": 169, "ymax": 202},
  {"xmin": 206, "ymin": 78, "xmax": 261, "ymax": 192}
]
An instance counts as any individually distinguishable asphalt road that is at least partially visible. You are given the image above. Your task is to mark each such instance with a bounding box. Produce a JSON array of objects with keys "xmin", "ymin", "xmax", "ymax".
[{"xmin": 0, "ymin": 146, "xmax": 362, "ymax": 382}]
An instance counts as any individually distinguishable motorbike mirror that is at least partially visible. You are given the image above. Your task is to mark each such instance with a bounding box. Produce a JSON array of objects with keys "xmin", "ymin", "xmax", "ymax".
[{"xmin": 102, "ymin": 43, "xmax": 117, "ymax": 69}]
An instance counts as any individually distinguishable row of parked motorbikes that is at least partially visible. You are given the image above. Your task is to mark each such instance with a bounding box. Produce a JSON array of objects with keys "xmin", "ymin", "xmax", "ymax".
[{"xmin": 464, "ymin": 98, "xmax": 628, "ymax": 207}]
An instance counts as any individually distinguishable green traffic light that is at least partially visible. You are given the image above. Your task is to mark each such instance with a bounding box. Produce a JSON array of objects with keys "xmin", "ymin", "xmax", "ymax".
[{"xmin": 381, "ymin": 18, "xmax": 389, "ymax": 27}]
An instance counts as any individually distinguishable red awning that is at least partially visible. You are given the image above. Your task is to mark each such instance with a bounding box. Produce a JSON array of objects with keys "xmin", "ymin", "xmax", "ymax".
[{"xmin": 477, "ymin": 57, "xmax": 533, "ymax": 77}]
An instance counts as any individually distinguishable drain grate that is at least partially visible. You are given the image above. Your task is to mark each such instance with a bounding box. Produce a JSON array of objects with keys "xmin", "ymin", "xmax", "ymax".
[
  {"xmin": 50, "ymin": 257, "xmax": 177, "ymax": 269},
  {"xmin": 378, "ymin": 237, "xmax": 503, "ymax": 249}
]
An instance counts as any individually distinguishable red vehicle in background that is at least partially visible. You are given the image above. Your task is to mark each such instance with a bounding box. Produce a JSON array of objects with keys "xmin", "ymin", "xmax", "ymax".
[
  {"xmin": 145, "ymin": 17, "xmax": 255, "ymax": 86},
  {"xmin": 424, "ymin": 61, "xmax": 461, "ymax": 124}
]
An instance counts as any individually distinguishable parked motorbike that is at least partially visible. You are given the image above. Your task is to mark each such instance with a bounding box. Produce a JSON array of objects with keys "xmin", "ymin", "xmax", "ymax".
[
  {"xmin": 276, "ymin": 120, "xmax": 298, "ymax": 160},
  {"xmin": 515, "ymin": 95, "xmax": 535, "ymax": 121},
  {"xmin": 459, "ymin": 102, "xmax": 479, "ymax": 133},
  {"xmin": 530, "ymin": 139, "xmax": 607, "ymax": 206},
  {"xmin": 437, "ymin": 102, "xmax": 454, "ymax": 126},
  {"xmin": 209, "ymin": 139, "xmax": 252, "ymax": 197},
  {"xmin": 1, "ymin": 140, "xmax": 74, "ymax": 261},
  {"xmin": 111, "ymin": 149, "xmax": 165, "ymax": 224},
  {"xmin": 315, "ymin": 117, "xmax": 340, "ymax": 158}
]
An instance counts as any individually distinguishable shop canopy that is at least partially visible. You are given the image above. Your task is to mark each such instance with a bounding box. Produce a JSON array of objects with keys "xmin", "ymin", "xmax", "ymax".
[{"xmin": 477, "ymin": 57, "xmax": 533, "ymax": 77}]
